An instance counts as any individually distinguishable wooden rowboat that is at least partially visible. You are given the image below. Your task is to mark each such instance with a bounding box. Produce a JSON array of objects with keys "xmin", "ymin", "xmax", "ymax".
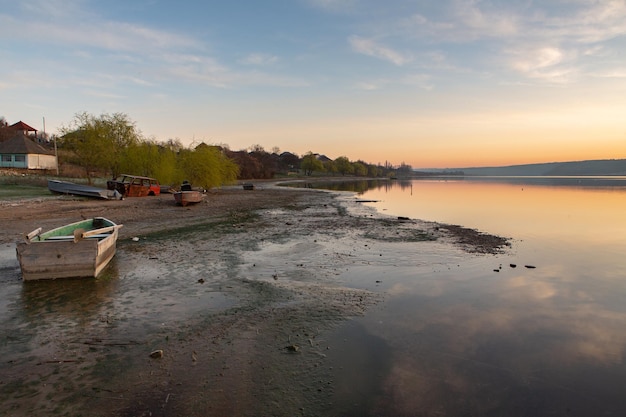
[
  {"xmin": 173, "ymin": 190, "xmax": 204, "ymax": 206},
  {"xmin": 16, "ymin": 217, "xmax": 123, "ymax": 281}
]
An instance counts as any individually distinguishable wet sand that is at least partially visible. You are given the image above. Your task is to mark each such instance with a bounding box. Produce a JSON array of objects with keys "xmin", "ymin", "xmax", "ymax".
[{"xmin": 0, "ymin": 182, "xmax": 508, "ymax": 416}]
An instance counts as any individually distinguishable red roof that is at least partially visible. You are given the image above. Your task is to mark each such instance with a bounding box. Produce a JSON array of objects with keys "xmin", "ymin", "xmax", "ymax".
[{"xmin": 9, "ymin": 121, "xmax": 37, "ymax": 132}]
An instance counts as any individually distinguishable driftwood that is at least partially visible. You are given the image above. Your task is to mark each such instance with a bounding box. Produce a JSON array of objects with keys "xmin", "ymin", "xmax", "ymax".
[{"xmin": 82, "ymin": 338, "xmax": 142, "ymax": 346}]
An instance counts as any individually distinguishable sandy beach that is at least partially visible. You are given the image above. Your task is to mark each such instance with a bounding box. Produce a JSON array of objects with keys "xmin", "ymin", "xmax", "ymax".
[{"xmin": 0, "ymin": 181, "xmax": 508, "ymax": 416}]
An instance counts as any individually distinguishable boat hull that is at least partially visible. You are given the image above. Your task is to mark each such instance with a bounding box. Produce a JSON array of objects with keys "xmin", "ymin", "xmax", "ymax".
[
  {"xmin": 16, "ymin": 217, "xmax": 121, "ymax": 281},
  {"xmin": 174, "ymin": 191, "xmax": 203, "ymax": 206},
  {"xmin": 48, "ymin": 179, "xmax": 120, "ymax": 199}
]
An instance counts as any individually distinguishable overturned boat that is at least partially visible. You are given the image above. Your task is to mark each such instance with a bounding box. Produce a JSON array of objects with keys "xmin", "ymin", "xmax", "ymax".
[{"xmin": 48, "ymin": 179, "xmax": 121, "ymax": 199}]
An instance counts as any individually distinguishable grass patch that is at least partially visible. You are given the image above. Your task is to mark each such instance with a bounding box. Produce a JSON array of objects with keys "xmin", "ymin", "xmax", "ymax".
[{"xmin": 0, "ymin": 184, "xmax": 52, "ymax": 199}]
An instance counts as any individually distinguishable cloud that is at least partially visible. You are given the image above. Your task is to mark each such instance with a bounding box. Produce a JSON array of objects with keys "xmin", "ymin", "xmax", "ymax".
[
  {"xmin": 162, "ymin": 53, "xmax": 308, "ymax": 88},
  {"xmin": 402, "ymin": 73, "xmax": 434, "ymax": 90},
  {"xmin": 452, "ymin": 0, "xmax": 519, "ymax": 38},
  {"xmin": 401, "ymin": 4, "xmax": 520, "ymax": 42},
  {"xmin": 305, "ymin": 0, "xmax": 357, "ymax": 13},
  {"xmin": 510, "ymin": 47, "xmax": 565, "ymax": 73},
  {"xmin": 1, "ymin": 3, "xmax": 306, "ymax": 92},
  {"xmin": 349, "ymin": 35, "xmax": 411, "ymax": 66},
  {"xmin": 240, "ymin": 53, "xmax": 279, "ymax": 66},
  {"xmin": 540, "ymin": 0, "xmax": 626, "ymax": 43},
  {"xmin": 507, "ymin": 46, "xmax": 579, "ymax": 83},
  {"xmin": 0, "ymin": 12, "xmax": 198, "ymax": 55},
  {"xmin": 590, "ymin": 70, "xmax": 626, "ymax": 79}
]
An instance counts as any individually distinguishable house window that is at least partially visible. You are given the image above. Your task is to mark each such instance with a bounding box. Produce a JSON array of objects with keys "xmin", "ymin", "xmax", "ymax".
[
  {"xmin": 1, "ymin": 155, "xmax": 11, "ymax": 162},
  {"xmin": 15, "ymin": 155, "xmax": 26, "ymax": 162}
]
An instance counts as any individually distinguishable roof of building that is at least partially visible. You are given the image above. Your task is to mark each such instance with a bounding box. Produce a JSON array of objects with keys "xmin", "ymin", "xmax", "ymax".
[
  {"xmin": 0, "ymin": 133, "xmax": 55, "ymax": 155},
  {"xmin": 9, "ymin": 121, "xmax": 37, "ymax": 132}
]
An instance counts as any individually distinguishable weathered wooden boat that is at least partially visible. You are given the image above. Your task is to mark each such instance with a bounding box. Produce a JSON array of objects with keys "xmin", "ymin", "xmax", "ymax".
[
  {"xmin": 173, "ymin": 190, "xmax": 204, "ymax": 206},
  {"xmin": 48, "ymin": 179, "xmax": 121, "ymax": 199},
  {"xmin": 16, "ymin": 217, "xmax": 123, "ymax": 281}
]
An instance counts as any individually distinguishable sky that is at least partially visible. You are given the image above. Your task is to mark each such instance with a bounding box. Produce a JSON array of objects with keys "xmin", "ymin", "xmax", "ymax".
[{"xmin": 2, "ymin": 0, "xmax": 626, "ymax": 168}]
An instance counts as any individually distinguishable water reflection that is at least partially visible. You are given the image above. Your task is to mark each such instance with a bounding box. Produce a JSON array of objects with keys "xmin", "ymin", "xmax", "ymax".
[
  {"xmin": 284, "ymin": 178, "xmax": 414, "ymax": 194},
  {"xmin": 311, "ymin": 176, "xmax": 626, "ymax": 416},
  {"xmin": 286, "ymin": 175, "xmax": 626, "ymax": 193},
  {"xmin": 329, "ymin": 252, "xmax": 626, "ymax": 416},
  {"xmin": 20, "ymin": 266, "xmax": 119, "ymax": 322}
]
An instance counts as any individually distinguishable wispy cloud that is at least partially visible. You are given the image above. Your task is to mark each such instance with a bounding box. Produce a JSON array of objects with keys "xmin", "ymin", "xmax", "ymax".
[
  {"xmin": 305, "ymin": 0, "xmax": 357, "ymax": 13},
  {"xmin": 386, "ymin": 1, "xmax": 626, "ymax": 84},
  {"xmin": 507, "ymin": 46, "xmax": 578, "ymax": 83},
  {"xmin": 510, "ymin": 47, "xmax": 565, "ymax": 73},
  {"xmin": 0, "ymin": 15, "xmax": 199, "ymax": 54},
  {"xmin": 400, "ymin": 3, "xmax": 520, "ymax": 42},
  {"xmin": 349, "ymin": 35, "xmax": 411, "ymax": 66},
  {"xmin": 452, "ymin": 0, "xmax": 520, "ymax": 39},
  {"xmin": 83, "ymin": 89, "xmax": 127, "ymax": 100},
  {"xmin": 1, "ymin": 3, "xmax": 308, "ymax": 92},
  {"xmin": 240, "ymin": 53, "xmax": 279, "ymax": 66}
]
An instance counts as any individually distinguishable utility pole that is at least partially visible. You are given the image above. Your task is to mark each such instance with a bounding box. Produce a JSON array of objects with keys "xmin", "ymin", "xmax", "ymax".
[{"xmin": 44, "ymin": 117, "xmax": 59, "ymax": 175}]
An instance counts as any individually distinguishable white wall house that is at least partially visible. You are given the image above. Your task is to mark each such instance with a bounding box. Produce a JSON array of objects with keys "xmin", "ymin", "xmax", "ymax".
[{"xmin": 0, "ymin": 133, "xmax": 57, "ymax": 170}]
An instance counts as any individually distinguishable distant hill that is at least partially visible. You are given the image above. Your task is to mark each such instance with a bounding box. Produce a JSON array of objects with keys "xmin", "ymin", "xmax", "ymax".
[{"xmin": 457, "ymin": 159, "xmax": 626, "ymax": 176}]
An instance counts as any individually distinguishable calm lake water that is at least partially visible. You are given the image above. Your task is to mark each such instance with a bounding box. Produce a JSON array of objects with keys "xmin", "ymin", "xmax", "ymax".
[{"xmin": 305, "ymin": 177, "xmax": 626, "ymax": 417}]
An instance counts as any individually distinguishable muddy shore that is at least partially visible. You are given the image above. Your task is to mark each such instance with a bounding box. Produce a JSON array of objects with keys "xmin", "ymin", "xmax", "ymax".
[{"xmin": 0, "ymin": 182, "xmax": 508, "ymax": 416}]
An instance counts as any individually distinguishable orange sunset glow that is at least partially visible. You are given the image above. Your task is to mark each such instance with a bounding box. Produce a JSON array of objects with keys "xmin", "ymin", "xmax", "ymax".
[{"xmin": 3, "ymin": 1, "xmax": 626, "ymax": 168}]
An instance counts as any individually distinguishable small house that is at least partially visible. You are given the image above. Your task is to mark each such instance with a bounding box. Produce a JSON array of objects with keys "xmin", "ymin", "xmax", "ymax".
[{"xmin": 0, "ymin": 133, "xmax": 57, "ymax": 170}]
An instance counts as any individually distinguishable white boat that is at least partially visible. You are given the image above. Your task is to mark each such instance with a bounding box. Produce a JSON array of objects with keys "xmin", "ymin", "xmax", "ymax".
[{"xmin": 16, "ymin": 217, "xmax": 123, "ymax": 281}]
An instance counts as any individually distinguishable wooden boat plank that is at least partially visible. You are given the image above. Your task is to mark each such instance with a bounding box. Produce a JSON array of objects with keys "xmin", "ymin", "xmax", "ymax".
[
  {"xmin": 45, "ymin": 234, "xmax": 112, "ymax": 241},
  {"xmin": 81, "ymin": 224, "xmax": 122, "ymax": 238},
  {"xmin": 25, "ymin": 227, "xmax": 42, "ymax": 242}
]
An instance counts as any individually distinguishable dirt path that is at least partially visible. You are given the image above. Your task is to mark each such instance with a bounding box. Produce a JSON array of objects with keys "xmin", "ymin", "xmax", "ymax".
[{"xmin": 0, "ymin": 183, "xmax": 508, "ymax": 416}]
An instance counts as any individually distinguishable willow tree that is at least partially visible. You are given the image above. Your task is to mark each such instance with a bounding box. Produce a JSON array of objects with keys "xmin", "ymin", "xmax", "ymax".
[
  {"xmin": 301, "ymin": 152, "xmax": 324, "ymax": 176},
  {"xmin": 59, "ymin": 112, "xmax": 142, "ymax": 182},
  {"xmin": 334, "ymin": 156, "xmax": 354, "ymax": 176},
  {"xmin": 119, "ymin": 139, "xmax": 177, "ymax": 181},
  {"xmin": 177, "ymin": 143, "xmax": 238, "ymax": 189}
]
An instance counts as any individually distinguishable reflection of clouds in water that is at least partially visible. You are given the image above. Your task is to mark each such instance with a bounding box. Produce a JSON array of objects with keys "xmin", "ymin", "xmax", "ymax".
[
  {"xmin": 363, "ymin": 263, "xmax": 626, "ymax": 415},
  {"xmin": 386, "ymin": 281, "xmax": 446, "ymax": 298},
  {"xmin": 507, "ymin": 275, "xmax": 557, "ymax": 299}
]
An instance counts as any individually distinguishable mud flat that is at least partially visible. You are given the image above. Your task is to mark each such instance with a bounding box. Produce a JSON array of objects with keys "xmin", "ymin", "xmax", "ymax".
[{"xmin": 0, "ymin": 182, "xmax": 508, "ymax": 416}]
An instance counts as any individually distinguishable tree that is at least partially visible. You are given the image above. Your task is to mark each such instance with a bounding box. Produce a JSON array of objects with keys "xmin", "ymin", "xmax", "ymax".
[
  {"xmin": 59, "ymin": 112, "xmax": 142, "ymax": 182},
  {"xmin": 225, "ymin": 150, "xmax": 263, "ymax": 179},
  {"xmin": 334, "ymin": 156, "xmax": 354, "ymax": 176},
  {"xmin": 397, "ymin": 162, "xmax": 413, "ymax": 177},
  {"xmin": 367, "ymin": 163, "xmax": 382, "ymax": 177},
  {"xmin": 323, "ymin": 160, "xmax": 337, "ymax": 175},
  {"xmin": 352, "ymin": 161, "xmax": 367, "ymax": 176},
  {"xmin": 301, "ymin": 152, "xmax": 324, "ymax": 176},
  {"xmin": 178, "ymin": 143, "xmax": 238, "ymax": 188},
  {"xmin": 248, "ymin": 147, "xmax": 278, "ymax": 179},
  {"xmin": 277, "ymin": 152, "xmax": 301, "ymax": 174}
]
